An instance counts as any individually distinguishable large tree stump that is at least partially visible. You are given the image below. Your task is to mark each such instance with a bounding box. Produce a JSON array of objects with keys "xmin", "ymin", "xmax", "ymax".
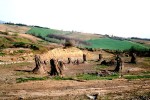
[
  {"xmin": 98, "ymin": 54, "xmax": 102, "ymax": 61},
  {"xmin": 50, "ymin": 59, "xmax": 64, "ymax": 76},
  {"xmin": 68, "ymin": 58, "xmax": 71, "ymax": 64},
  {"xmin": 114, "ymin": 55, "xmax": 123, "ymax": 72},
  {"xmin": 83, "ymin": 54, "xmax": 87, "ymax": 63},
  {"xmin": 130, "ymin": 53, "xmax": 136, "ymax": 64},
  {"xmin": 32, "ymin": 55, "xmax": 46, "ymax": 74},
  {"xmin": 58, "ymin": 60, "xmax": 65, "ymax": 76}
]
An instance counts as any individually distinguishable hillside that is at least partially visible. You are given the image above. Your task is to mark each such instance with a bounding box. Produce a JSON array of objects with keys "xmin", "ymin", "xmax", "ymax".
[
  {"xmin": 86, "ymin": 38, "xmax": 149, "ymax": 50},
  {"xmin": 25, "ymin": 25, "xmax": 150, "ymax": 51},
  {"xmin": 1, "ymin": 24, "xmax": 149, "ymax": 51}
]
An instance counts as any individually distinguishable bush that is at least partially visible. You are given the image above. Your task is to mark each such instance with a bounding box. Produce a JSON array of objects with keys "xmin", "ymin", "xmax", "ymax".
[
  {"xmin": 127, "ymin": 46, "xmax": 150, "ymax": 57},
  {"xmin": 30, "ymin": 44, "xmax": 39, "ymax": 50},
  {"xmin": 64, "ymin": 40, "xmax": 74, "ymax": 47}
]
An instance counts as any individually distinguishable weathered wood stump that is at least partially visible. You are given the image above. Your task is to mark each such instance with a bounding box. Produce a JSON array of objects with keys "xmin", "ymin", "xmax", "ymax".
[
  {"xmin": 50, "ymin": 59, "xmax": 64, "ymax": 76},
  {"xmin": 83, "ymin": 54, "xmax": 87, "ymax": 63},
  {"xmin": 68, "ymin": 58, "xmax": 71, "ymax": 64},
  {"xmin": 130, "ymin": 53, "xmax": 136, "ymax": 64},
  {"xmin": 32, "ymin": 55, "xmax": 46, "ymax": 74},
  {"xmin": 98, "ymin": 54, "xmax": 102, "ymax": 61},
  {"xmin": 114, "ymin": 55, "xmax": 123, "ymax": 72}
]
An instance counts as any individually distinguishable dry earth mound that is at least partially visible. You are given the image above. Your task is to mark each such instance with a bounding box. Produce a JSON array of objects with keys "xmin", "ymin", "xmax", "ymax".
[{"xmin": 40, "ymin": 47, "xmax": 84, "ymax": 62}]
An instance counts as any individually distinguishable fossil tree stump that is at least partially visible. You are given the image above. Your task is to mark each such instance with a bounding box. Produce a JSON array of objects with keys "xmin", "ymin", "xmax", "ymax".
[
  {"xmin": 68, "ymin": 58, "xmax": 71, "ymax": 64},
  {"xmin": 58, "ymin": 60, "xmax": 65, "ymax": 76},
  {"xmin": 130, "ymin": 53, "xmax": 136, "ymax": 64},
  {"xmin": 33, "ymin": 55, "xmax": 46, "ymax": 74},
  {"xmin": 83, "ymin": 54, "xmax": 87, "ymax": 63},
  {"xmin": 98, "ymin": 54, "xmax": 102, "ymax": 61},
  {"xmin": 50, "ymin": 59, "xmax": 64, "ymax": 76},
  {"xmin": 114, "ymin": 55, "xmax": 123, "ymax": 72}
]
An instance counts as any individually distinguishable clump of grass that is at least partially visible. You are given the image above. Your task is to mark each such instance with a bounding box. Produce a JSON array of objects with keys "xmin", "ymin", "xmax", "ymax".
[
  {"xmin": 142, "ymin": 71, "xmax": 150, "ymax": 74},
  {"xmin": 124, "ymin": 75, "xmax": 150, "ymax": 80},
  {"xmin": 0, "ymin": 52, "xmax": 5, "ymax": 56},
  {"xmin": 16, "ymin": 76, "xmax": 48, "ymax": 83},
  {"xmin": 76, "ymin": 73, "xmax": 119, "ymax": 80},
  {"xmin": 15, "ymin": 71, "xmax": 26, "ymax": 76},
  {"xmin": 95, "ymin": 65, "xmax": 108, "ymax": 71},
  {"xmin": 52, "ymin": 76, "xmax": 74, "ymax": 80}
]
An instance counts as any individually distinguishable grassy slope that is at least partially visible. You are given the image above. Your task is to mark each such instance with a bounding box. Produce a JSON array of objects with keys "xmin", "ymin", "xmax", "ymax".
[
  {"xmin": 27, "ymin": 27, "xmax": 70, "ymax": 36},
  {"xmin": 87, "ymin": 38, "xmax": 148, "ymax": 50},
  {"xmin": 26, "ymin": 26, "xmax": 149, "ymax": 50}
]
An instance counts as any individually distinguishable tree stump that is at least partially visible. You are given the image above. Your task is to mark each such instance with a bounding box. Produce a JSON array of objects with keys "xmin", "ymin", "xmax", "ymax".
[
  {"xmin": 83, "ymin": 54, "xmax": 87, "ymax": 63},
  {"xmin": 58, "ymin": 60, "xmax": 65, "ymax": 76},
  {"xmin": 50, "ymin": 59, "xmax": 64, "ymax": 76},
  {"xmin": 130, "ymin": 53, "xmax": 136, "ymax": 64},
  {"xmin": 98, "ymin": 54, "xmax": 102, "ymax": 61},
  {"xmin": 32, "ymin": 55, "xmax": 46, "ymax": 74},
  {"xmin": 114, "ymin": 55, "xmax": 123, "ymax": 72},
  {"xmin": 68, "ymin": 58, "xmax": 71, "ymax": 64}
]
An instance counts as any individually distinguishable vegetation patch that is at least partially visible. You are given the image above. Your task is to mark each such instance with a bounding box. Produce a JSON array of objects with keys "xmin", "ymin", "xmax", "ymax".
[
  {"xmin": 87, "ymin": 38, "xmax": 148, "ymax": 50},
  {"xmin": 95, "ymin": 65, "xmax": 108, "ymax": 71},
  {"xmin": 76, "ymin": 73, "xmax": 119, "ymax": 80},
  {"xmin": 0, "ymin": 52, "xmax": 5, "ymax": 56},
  {"xmin": 52, "ymin": 76, "xmax": 74, "ymax": 80},
  {"xmin": 124, "ymin": 75, "xmax": 150, "ymax": 80},
  {"xmin": 16, "ymin": 77, "xmax": 48, "ymax": 83}
]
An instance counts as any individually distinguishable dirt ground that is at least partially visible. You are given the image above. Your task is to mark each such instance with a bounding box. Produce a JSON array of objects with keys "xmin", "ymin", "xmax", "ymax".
[{"xmin": 0, "ymin": 55, "xmax": 150, "ymax": 100}]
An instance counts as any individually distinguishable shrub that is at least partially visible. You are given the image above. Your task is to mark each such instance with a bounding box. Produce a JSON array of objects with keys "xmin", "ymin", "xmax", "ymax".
[
  {"xmin": 64, "ymin": 40, "xmax": 74, "ymax": 47},
  {"xmin": 30, "ymin": 44, "xmax": 39, "ymax": 50}
]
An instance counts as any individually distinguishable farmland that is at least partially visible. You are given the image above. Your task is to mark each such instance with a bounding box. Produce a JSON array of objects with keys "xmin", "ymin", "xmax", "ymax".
[
  {"xmin": 27, "ymin": 27, "xmax": 70, "ymax": 36},
  {"xmin": 87, "ymin": 38, "xmax": 149, "ymax": 50},
  {"xmin": 26, "ymin": 27, "xmax": 149, "ymax": 51}
]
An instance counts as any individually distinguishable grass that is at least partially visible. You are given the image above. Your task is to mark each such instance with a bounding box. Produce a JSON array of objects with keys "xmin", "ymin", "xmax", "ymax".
[
  {"xmin": 124, "ymin": 75, "xmax": 150, "ymax": 80},
  {"xmin": 15, "ymin": 73, "xmax": 150, "ymax": 83},
  {"xmin": 52, "ymin": 76, "xmax": 74, "ymax": 80},
  {"xmin": 95, "ymin": 65, "xmax": 108, "ymax": 71},
  {"xmin": 16, "ymin": 76, "xmax": 48, "ymax": 83},
  {"xmin": 142, "ymin": 71, "xmax": 150, "ymax": 74},
  {"xmin": 87, "ymin": 38, "xmax": 148, "ymax": 50},
  {"xmin": 0, "ymin": 62, "xmax": 33, "ymax": 68},
  {"xmin": 0, "ymin": 52, "xmax": 5, "ymax": 56},
  {"xmin": 27, "ymin": 27, "xmax": 70, "ymax": 37},
  {"xmin": 76, "ymin": 73, "xmax": 119, "ymax": 80}
]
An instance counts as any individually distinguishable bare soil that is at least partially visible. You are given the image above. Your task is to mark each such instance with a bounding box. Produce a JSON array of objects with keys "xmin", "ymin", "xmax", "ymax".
[{"xmin": 0, "ymin": 56, "xmax": 149, "ymax": 100}]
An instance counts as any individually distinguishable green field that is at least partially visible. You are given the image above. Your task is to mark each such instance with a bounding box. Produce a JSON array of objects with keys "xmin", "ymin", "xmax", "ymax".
[
  {"xmin": 26, "ymin": 27, "xmax": 149, "ymax": 50},
  {"xmin": 87, "ymin": 38, "xmax": 148, "ymax": 50},
  {"xmin": 27, "ymin": 27, "xmax": 70, "ymax": 37}
]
